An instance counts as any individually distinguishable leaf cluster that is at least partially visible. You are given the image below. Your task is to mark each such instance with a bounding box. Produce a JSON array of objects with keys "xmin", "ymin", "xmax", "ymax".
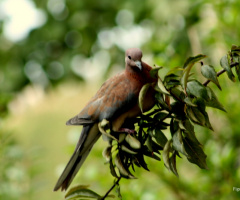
[{"xmin": 65, "ymin": 45, "xmax": 240, "ymax": 200}]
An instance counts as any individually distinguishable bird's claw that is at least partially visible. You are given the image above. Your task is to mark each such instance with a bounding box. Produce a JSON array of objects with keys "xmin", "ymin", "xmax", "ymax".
[{"xmin": 118, "ymin": 128, "xmax": 136, "ymax": 135}]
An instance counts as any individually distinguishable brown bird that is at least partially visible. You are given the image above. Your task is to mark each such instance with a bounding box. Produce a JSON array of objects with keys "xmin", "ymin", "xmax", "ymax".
[{"xmin": 54, "ymin": 48, "xmax": 156, "ymax": 191}]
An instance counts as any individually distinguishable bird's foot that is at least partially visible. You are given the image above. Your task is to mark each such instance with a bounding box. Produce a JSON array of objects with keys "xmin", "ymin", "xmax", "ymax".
[
  {"xmin": 118, "ymin": 128, "xmax": 136, "ymax": 134},
  {"xmin": 118, "ymin": 128, "xmax": 136, "ymax": 135}
]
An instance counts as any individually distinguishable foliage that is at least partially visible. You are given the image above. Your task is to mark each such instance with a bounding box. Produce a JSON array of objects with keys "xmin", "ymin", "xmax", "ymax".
[
  {"xmin": 65, "ymin": 45, "xmax": 240, "ymax": 199},
  {"xmin": 0, "ymin": 129, "xmax": 41, "ymax": 200},
  {"xmin": 1, "ymin": 0, "xmax": 240, "ymax": 116},
  {"xmin": 1, "ymin": 0, "xmax": 240, "ymax": 199}
]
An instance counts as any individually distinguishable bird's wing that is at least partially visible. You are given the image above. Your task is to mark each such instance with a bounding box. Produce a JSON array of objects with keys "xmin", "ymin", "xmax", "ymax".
[
  {"xmin": 54, "ymin": 72, "xmax": 141, "ymax": 191},
  {"xmin": 54, "ymin": 124, "xmax": 100, "ymax": 191},
  {"xmin": 67, "ymin": 72, "xmax": 140, "ymax": 125},
  {"xmin": 54, "ymin": 54, "xmax": 156, "ymax": 191}
]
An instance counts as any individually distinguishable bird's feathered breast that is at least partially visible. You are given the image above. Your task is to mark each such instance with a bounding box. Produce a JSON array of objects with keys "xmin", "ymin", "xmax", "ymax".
[
  {"xmin": 77, "ymin": 72, "xmax": 140, "ymax": 123},
  {"xmin": 67, "ymin": 61, "xmax": 156, "ymax": 126}
]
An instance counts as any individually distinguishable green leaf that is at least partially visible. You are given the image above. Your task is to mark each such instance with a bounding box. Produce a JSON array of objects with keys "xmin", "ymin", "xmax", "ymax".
[
  {"xmin": 165, "ymin": 80, "xmax": 180, "ymax": 89},
  {"xmin": 169, "ymin": 152, "xmax": 179, "ymax": 177},
  {"xmin": 121, "ymin": 145, "xmax": 138, "ymax": 154},
  {"xmin": 118, "ymin": 133, "xmax": 126, "ymax": 143},
  {"xmin": 205, "ymin": 87, "xmax": 226, "ymax": 112},
  {"xmin": 143, "ymin": 149, "xmax": 161, "ymax": 160},
  {"xmin": 164, "ymin": 74, "xmax": 180, "ymax": 89},
  {"xmin": 151, "ymin": 139, "xmax": 164, "ymax": 152},
  {"xmin": 186, "ymin": 106, "xmax": 205, "ymax": 126},
  {"xmin": 201, "ymin": 64, "xmax": 221, "ymax": 90},
  {"xmin": 163, "ymin": 139, "xmax": 172, "ymax": 170},
  {"xmin": 65, "ymin": 186, "xmax": 101, "ymax": 200},
  {"xmin": 230, "ymin": 48, "xmax": 240, "ymax": 80},
  {"xmin": 234, "ymin": 56, "xmax": 240, "ymax": 81},
  {"xmin": 98, "ymin": 119, "xmax": 118, "ymax": 141},
  {"xmin": 66, "ymin": 185, "xmax": 90, "ymax": 193},
  {"xmin": 186, "ymin": 80, "xmax": 210, "ymax": 101},
  {"xmin": 186, "ymin": 99, "xmax": 213, "ymax": 131},
  {"xmin": 170, "ymin": 118, "xmax": 179, "ymax": 137},
  {"xmin": 183, "ymin": 137, "xmax": 208, "ymax": 169},
  {"xmin": 135, "ymin": 153, "xmax": 149, "ymax": 171},
  {"xmin": 156, "ymin": 77, "xmax": 170, "ymax": 95},
  {"xmin": 181, "ymin": 54, "xmax": 206, "ymax": 91},
  {"xmin": 179, "ymin": 119, "xmax": 201, "ymax": 145},
  {"xmin": 179, "ymin": 118, "xmax": 193, "ymax": 132},
  {"xmin": 166, "ymin": 66, "xmax": 184, "ymax": 75},
  {"xmin": 155, "ymin": 93, "xmax": 170, "ymax": 110},
  {"xmin": 145, "ymin": 135, "xmax": 153, "ymax": 152},
  {"xmin": 139, "ymin": 83, "xmax": 151, "ymax": 113},
  {"xmin": 231, "ymin": 46, "xmax": 240, "ymax": 81},
  {"xmin": 231, "ymin": 45, "xmax": 240, "ymax": 55},
  {"xmin": 170, "ymin": 87, "xmax": 186, "ymax": 101},
  {"xmin": 110, "ymin": 157, "xmax": 118, "ymax": 178},
  {"xmin": 202, "ymin": 111, "xmax": 214, "ymax": 131},
  {"xmin": 154, "ymin": 112, "xmax": 169, "ymax": 121},
  {"xmin": 102, "ymin": 145, "xmax": 112, "ymax": 161},
  {"xmin": 164, "ymin": 73, "xmax": 180, "ymax": 81},
  {"xmin": 115, "ymin": 181, "xmax": 122, "ymax": 200},
  {"xmin": 220, "ymin": 54, "xmax": 236, "ymax": 82},
  {"xmin": 150, "ymin": 66, "xmax": 163, "ymax": 78},
  {"xmin": 115, "ymin": 153, "xmax": 136, "ymax": 179},
  {"xmin": 184, "ymin": 97, "xmax": 197, "ymax": 107},
  {"xmin": 172, "ymin": 128, "xmax": 188, "ymax": 156},
  {"xmin": 186, "ymin": 106, "xmax": 199, "ymax": 124},
  {"xmin": 125, "ymin": 134, "xmax": 141, "ymax": 149},
  {"xmin": 183, "ymin": 54, "xmax": 207, "ymax": 69},
  {"xmin": 153, "ymin": 128, "xmax": 168, "ymax": 148}
]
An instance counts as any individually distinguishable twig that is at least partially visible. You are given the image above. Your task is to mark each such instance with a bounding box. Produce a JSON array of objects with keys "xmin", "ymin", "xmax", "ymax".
[
  {"xmin": 101, "ymin": 177, "xmax": 121, "ymax": 200},
  {"xmin": 202, "ymin": 62, "xmax": 239, "ymax": 86}
]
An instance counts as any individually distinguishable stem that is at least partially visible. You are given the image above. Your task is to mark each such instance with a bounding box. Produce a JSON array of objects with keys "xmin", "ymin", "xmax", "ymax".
[
  {"xmin": 101, "ymin": 177, "xmax": 121, "ymax": 200},
  {"xmin": 202, "ymin": 62, "xmax": 238, "ymax": 86}
]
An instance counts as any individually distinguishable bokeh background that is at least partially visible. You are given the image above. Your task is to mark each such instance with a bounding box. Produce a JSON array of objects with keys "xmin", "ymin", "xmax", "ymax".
[{"xmin": 1, "ymin": 0, "xmax": 240, "ymax": 199}]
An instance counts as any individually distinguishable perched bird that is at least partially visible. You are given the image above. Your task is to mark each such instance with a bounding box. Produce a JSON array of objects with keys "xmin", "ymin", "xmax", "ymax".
[{"xmin": 54, "ymin": 48, "xmax": 156, "ymax": 191}]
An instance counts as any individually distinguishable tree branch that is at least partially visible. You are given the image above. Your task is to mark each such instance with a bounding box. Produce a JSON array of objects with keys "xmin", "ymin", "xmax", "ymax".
[
  {"xmin": 101, "ymin": 177, "xmax": 121, "ymax": 200},
  {"xmin": 202, "ymin": 62, "xmax": 239, "ymax": 86}
]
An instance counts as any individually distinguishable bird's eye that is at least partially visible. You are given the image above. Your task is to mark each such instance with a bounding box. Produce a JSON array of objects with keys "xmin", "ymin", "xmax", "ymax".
[{"xmin": 128, "ymin": 56, "xmax": 131, "ymax": 60}]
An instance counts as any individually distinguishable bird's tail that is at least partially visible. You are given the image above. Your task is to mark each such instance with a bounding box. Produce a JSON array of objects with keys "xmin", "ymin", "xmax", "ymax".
[{"xmin": 53, "ymin": 123, "xmax": 100, "ymax": 191}]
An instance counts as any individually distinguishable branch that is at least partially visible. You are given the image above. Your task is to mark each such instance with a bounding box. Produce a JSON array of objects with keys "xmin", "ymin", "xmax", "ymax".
[
  {"xmin": 202, "ymin": 62, "xmax": 239, "ymax": 86},
  {"xmin": 101, "ymin": 177, "xmax": 121, "ymax": 200}
]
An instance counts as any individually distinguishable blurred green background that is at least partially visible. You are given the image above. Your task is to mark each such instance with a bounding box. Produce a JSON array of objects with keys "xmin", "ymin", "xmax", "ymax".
[{"xmin": 1, "ymin": 0, "xmax": 240, "ymax": 199}]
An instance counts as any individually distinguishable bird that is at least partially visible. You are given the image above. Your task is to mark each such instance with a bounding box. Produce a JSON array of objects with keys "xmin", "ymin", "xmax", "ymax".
[{"xmin": 54, "ymin": 48, "xmax": 156, "ymax": 191}]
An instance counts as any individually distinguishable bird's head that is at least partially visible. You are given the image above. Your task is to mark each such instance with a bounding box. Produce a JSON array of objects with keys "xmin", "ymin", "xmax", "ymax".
[{"xmin": 125, "ymin": 48, "xmax": 143, "ymax": 71}]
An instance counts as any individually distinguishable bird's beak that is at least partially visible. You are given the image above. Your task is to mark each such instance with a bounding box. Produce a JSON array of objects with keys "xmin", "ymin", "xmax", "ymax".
[{"xmin": 135, "ymin": 60, "xmax": 142, "ymax": 71}]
